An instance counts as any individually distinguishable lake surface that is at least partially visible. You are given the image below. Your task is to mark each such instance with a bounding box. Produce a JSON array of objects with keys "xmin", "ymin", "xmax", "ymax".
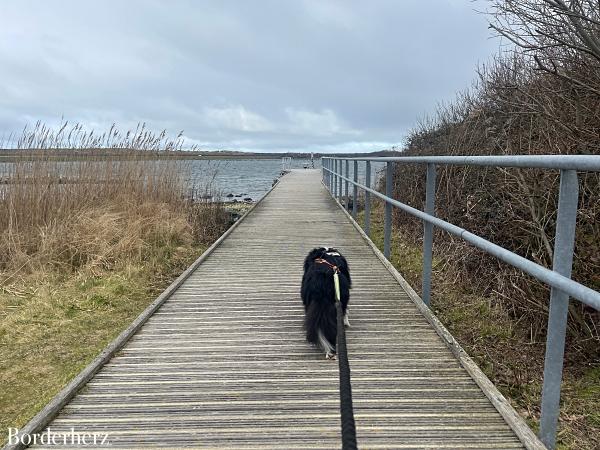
[
  {"xmin": 189, "ymin": 159, "xmax": 310, "ymax": 201},
  {"xmin": 0, "ymin": 158, "xmax": 386, "ymax": 203},
  {"xmin": 192, "ymin": 159, "xmax": 386, "ymax": 202}
]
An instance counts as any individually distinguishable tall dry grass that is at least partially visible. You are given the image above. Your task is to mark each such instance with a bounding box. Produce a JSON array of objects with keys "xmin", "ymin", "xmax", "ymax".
[
  {"xmin": 0, "ymin": 122, "xmax": 226, "ymax": 279},
  {"xmin": 1, "ymin": 119, "xmax": 199, "ymax": 151}
]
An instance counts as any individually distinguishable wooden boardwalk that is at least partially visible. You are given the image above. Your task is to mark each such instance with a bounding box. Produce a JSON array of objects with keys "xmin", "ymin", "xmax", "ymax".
[{"xmin": 31, "ymin": 170, "xmax": 529, "ymax": 449}]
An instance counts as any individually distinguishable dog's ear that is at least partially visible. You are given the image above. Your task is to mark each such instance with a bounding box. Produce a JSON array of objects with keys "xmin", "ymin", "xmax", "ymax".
[
  {"xmin": 338, "ymin": 256, "xmax": 352, "ymax": 288},
  {"xmin": 304, "ymin": 248, "xmax": 324, "ymax": 272}
]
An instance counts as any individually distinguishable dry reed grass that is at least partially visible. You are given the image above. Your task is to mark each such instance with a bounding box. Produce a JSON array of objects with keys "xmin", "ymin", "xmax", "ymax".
[
  {"xmin": 0, "ymin": 121, "xmax": 226, "ymax": 277},
  {"xmin": 1, "ymin": 119, "xmax": 198, "ymax": 151}
]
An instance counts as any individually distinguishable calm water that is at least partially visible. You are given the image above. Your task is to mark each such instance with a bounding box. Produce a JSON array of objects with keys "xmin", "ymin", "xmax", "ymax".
[
  {"xmin": 189, "ymin": 158, "xmax": 315, "ymax": 201},
  {"xmin": 0, "ymin": 157, "xmax": 386, "ymax": 203},
  {"xmin": 194, "ymin": 159, "xmax": 386, "ymax": 202}
]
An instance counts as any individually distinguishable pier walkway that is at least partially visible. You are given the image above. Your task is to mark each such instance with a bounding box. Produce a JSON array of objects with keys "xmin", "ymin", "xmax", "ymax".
[{"xmin": 25, "ymin": 169, "xmax": 535, "ymax": 449}]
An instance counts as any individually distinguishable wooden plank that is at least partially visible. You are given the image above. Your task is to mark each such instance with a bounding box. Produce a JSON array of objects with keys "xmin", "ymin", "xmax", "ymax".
[{"xmin": 10, "ymin": 169, "xmax": 540, "ymax": 449}]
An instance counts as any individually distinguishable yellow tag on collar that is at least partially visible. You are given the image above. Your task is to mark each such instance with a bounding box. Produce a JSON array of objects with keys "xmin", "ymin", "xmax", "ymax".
[{"xmin": 333, "ymin": 271, "xmax": 341, "ymax": 302}]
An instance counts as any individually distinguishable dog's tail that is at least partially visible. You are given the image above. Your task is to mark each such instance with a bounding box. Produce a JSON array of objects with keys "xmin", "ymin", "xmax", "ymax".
[{"xmin": 305, "ymin": 300, "xmax": 337, "ymax": 355}]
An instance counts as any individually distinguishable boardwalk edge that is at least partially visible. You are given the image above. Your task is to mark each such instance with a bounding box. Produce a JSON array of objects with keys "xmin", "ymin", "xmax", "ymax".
[
  {"xmin": 3, "ymin": 181, "xmax": 281, "ymax": 450},
  {"xmin": 324, "ymin": 182, "xmax": 547, "ymax": 450}
]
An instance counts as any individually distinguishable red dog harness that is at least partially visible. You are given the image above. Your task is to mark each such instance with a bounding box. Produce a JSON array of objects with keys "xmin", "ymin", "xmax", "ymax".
[
  {"xmin": 314, "ymin": 257, "xmax": 339, "ymax": 273},
  {"xmin": 314, "ymin": 258, "xmax": 341, "ymax": 301}
]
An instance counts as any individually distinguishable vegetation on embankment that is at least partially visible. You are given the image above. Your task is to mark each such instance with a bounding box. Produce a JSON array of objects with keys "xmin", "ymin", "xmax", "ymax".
[
  {"xmin": 0, "ymin": 127, "xmax": 232, "ymax": 445},
  {"xmin": 372, "ymin": 2, "xmax": 599, "ymax": 448},
  {"xmin": 360, "ymin": 206, "xmax": 599, "ymax": 450}
]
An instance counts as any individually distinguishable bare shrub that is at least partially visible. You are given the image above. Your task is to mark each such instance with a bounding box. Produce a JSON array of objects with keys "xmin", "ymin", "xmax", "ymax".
[{"xmin": 394, "ymin": 3, "xmax": 600, "ymax": 358}]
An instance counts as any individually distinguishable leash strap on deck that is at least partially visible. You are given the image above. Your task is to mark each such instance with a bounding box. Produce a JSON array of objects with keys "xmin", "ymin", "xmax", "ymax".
[
  {"xmin": 335, "ymin": 292, "xmax": 358, "ymax": 450},
  {"xmin": 315, "ymin": 258, "xmax": 358, "ymax": 450}
]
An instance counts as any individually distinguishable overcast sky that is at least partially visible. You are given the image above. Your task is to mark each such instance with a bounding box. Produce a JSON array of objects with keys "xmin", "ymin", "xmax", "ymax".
[{"xmin": 0, "ymin": 0, "xmax": 500, "ymax": 153}]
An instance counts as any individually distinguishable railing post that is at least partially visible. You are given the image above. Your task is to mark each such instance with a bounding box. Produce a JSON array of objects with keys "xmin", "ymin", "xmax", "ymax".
[
  {"xmin": 364, "ymin": 161, "xmax": 371, "ymax": 237},
  {"xmin": 422, "ymin": 163, "xmax": 436, "ymax": 306},
  {"xmin": 334, "ymin": 159, "xmax": 338, "ymax": 198},
  {"xmin": 352, "ymin": 160, "xmax": 358, "ymax": 219},
  {"xmin": 329, "ymin": 159, "xmax": 333, "ymax": 192},
  {"xmin": 337, "ymin": 159, "xmax": 343, "ymax": 200},
  {"xmin": 344, "ymin": 160, "xmax": 349, "ymax": 210},
  {"xmin": 384, "ymin": 161, "xmax": 393, "ymax": 258},
  {"xmin": 539, "ymin": 169, "xmax": 579, "ymax": 449}
]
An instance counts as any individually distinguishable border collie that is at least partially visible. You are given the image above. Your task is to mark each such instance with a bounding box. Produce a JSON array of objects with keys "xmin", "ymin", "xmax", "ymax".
[{"xmin": 301, "ymin": 247, "xmax": 352, "ymax": 358}]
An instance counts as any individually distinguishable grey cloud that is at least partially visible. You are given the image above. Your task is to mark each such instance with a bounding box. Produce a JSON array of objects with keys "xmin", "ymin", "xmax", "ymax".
[{"xmin": 0, "ymin": 0, "xmax": 499, "ymax": 152}]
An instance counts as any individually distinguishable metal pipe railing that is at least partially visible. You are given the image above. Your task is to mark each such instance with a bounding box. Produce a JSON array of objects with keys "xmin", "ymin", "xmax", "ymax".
[
  {"xmin": 422, "ymin": 163, "xmax": 436, "ymax": 305},
  {"xmin": 384, "ymin": 162, "xmax": 393, "ymax": 258},
  {"xmin": 352, "ymin": 160, "xmax": 358, "ymax": 219},
  {"xmin": 344, "ymin": 160, "xmax": 349, "ymax": 211},
  {"xmin": 328, "ymin": 154, "xmax": 600, "ymax": 171},
  {"xmin": 364, "ymin": 161, "xmax": 371, "ymax": 236},
  {"xmin": 321, "ymin": 155, "xmax": 600, "ymax": 450}
]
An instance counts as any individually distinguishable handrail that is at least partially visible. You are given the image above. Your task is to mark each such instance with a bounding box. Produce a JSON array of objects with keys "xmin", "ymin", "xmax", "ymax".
[
  {"xmin": 327, "ymin": 154, "xmax": 600, "ymax": 171},
  {"xmin": 321, "ymin": 155, "xmax": 600, "ymax": 450},
  {"xmin": 325, "ymin": 170, "xmax": 600, "ymax": 310}
]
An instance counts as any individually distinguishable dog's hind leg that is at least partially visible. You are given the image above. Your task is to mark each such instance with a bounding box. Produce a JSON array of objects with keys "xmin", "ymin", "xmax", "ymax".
[
  {"xmin": 317, "ymin": 329, "xmax": 336, "ymax": 359},
  {"xmin": 343, "ymin": 310, "xmax": 351, "ymax": 328}
]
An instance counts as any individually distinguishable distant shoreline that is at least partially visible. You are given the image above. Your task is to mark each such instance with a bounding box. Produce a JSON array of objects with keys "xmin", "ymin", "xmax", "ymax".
[
  {"xmin": 0, "ymin": 152, "xmax": 299, "ymax": 162},
  {"xmin": 0, "ymin": 149, "xmax": 401, "ymax": 162}
]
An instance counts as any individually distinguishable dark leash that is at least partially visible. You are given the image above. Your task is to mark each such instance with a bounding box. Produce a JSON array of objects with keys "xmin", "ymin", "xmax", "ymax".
[{"xmin": 314, "ymin": 258, "xmax": 358, "ymax": 450}]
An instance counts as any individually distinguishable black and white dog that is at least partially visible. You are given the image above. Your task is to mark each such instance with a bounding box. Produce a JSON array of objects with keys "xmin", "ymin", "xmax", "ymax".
[{"xmin": 301, "ymin": 247, "xmax": 351, "ymax": 358}]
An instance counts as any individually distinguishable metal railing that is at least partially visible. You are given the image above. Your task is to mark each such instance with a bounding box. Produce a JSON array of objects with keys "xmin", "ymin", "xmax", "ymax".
[
  {"xmin": 321, "ymin": 155, "xmax": 600, "ymax": 450},
  {"xmin": 281, "ymin": 156, "xmax": 292, "ymax": 171}
]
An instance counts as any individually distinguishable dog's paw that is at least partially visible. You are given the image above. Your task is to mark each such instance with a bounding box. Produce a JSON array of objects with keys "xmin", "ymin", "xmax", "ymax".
[
  {"xmin": 325, "ymin": 352, "xmax": 337, "ymax": 360},
  {"xmin": 343, "ymin": 313, "xmax": 351, "ymax": 328}
]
